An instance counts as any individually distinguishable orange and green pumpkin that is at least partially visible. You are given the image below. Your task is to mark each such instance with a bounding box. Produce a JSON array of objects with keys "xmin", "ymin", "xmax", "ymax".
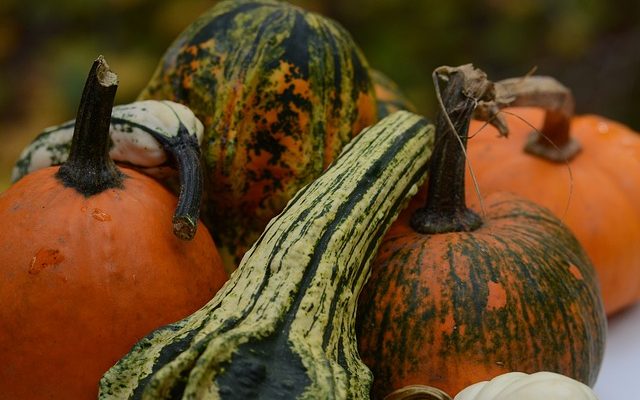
[
  {"xmin": 138, "ymin": 0, "xmax": 378, "ymax": 270},
  {"xmin": 356, "ymin": 66, "xmax": 606, "ymax": 398}
]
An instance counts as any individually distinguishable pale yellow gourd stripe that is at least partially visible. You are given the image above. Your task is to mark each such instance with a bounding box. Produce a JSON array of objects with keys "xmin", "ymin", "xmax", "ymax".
[{"xmin": 99, "ymin": 110, "xmax": 435, "ymax": 400}]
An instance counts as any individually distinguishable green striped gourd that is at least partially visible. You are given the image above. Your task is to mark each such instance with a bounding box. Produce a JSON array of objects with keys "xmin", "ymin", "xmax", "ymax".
[
  {"xmin": 138, "ymin": 0, "xmax": 378, "ymax": 270},
  {"xmin": 99, "ymin": 110, "xmax": 434, "ymax": 399}
]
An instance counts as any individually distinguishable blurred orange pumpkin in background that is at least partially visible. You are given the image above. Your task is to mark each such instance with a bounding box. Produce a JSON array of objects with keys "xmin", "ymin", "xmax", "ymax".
[{"xmin": 465, "ymin": 75, "xmax": 640, "ymax": 315}]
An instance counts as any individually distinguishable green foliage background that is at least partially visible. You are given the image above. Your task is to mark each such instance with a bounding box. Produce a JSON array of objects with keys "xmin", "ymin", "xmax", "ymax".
[{"xmin": 1, "ymin": 0, "xmax": 639, "ymax": 190}]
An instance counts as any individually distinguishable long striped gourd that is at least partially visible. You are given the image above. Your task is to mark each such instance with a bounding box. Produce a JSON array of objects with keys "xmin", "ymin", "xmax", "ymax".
[{"xmin": 99, "ymin": 110, "xmax": 434, "ymax": 399}]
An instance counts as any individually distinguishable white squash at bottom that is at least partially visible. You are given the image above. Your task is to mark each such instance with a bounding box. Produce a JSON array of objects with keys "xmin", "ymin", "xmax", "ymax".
[{"xmin": 454, "ymin": 372, "xmax": 598, "ymax": 400}]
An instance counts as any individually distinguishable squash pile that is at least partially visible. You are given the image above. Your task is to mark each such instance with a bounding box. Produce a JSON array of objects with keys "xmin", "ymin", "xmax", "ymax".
[
  {"xmin": 99, "ymin": 109, "xmax": 434, "ymax": 399},
  {"xmin": 3, "ymin": 0, "xmax": 636, "ymax": 399}
]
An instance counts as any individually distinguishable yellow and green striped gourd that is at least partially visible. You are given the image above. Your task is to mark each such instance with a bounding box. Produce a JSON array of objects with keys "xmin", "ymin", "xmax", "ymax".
[{"xmin": 99, "ymin": 110, "xmax": 434, "ymax": 399}]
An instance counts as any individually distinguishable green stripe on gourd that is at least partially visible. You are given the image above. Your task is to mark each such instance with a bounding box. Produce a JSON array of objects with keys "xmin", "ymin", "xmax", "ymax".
[
  {"xmin": 138, "ymin": 0, "xmax": 378, "ymax": 270},
  {"xmin": 99, "ymin": 110, "xmax": 434, "ymax": 400}
]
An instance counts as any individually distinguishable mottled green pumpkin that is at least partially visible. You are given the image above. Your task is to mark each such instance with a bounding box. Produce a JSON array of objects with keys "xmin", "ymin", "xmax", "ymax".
[
  {"xmin": 356, "ymin": 66, "xmax": 606, "ymax": 398},
  {"xmin": 139, "ymin": 0, "xmax": 377, "ymax": 270}
]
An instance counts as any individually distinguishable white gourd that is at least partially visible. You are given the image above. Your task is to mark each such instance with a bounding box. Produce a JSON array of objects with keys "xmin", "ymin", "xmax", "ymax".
[
  {"xmin": 11, "ymin": 100, "xmax": 203, "ymax": 182},
  {"xmin": 454, "ymin": 372, "xmax": 599, "ymax": 400}
]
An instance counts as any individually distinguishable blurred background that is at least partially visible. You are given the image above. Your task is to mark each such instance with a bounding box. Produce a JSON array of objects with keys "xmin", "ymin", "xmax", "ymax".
[{"xmin": 1, "ymin": 0, "xmax": 639, "ymax": 190}]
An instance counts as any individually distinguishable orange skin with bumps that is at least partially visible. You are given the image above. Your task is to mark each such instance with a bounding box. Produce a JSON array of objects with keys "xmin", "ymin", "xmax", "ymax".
[
  {"xmin": 466, "ymin": 108, "xmax": 640, "ymax": 315},
  {"xmin": 0, "ymin": 166, "xmax": 227, "ymax": 399}
]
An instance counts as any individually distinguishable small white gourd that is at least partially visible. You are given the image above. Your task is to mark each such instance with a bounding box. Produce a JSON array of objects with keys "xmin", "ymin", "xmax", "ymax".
[
  {"xmin": 454, "ymin": 371, "xmax": 599, "ymax": 400},
  {"xmin": 12, "ymin": 100, "xmax": 204, "ymax": 182},
  {"xmin": 383, "ymin": 371, "xmax": 599, "ymax": 400}
]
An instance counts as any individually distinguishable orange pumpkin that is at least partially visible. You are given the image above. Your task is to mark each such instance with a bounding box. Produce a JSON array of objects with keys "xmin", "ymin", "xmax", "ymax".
[
  {"xmin": 466, "ymin": 75, "xmax": 640, "ymax": 315},
  {"xmin": 357, "ymin": 66, "xmax": 606, "ymax": 398},
  {"xmin": 0, "ymin": 57, "xmax": 227, "ymax": 399}
]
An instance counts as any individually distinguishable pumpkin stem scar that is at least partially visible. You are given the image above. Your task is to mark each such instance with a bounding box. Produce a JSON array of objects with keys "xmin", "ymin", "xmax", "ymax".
[
  {"xmin": 411, "ymin": 64, "xmax": 493, "ymax": 234},
  {"xmin": 475, "ymin": 75, "xmax": 581, "ymax": 162},
  {"xmin": 149, "ymin": 122, "xmax": 203, "ymax": 241},
  {"xmin": 55, "ymin": 55, "xmax": 124, "ymax": 196}
]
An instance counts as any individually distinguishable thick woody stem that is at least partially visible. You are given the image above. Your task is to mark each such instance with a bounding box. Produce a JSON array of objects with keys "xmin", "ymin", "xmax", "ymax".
[
  {"xmin": 56, "ymin": 56, "xmax": 122, "ymax": 195},
  {"xmin": 410, "ymin": 64, "xmax": 495, "ymax": 234}
]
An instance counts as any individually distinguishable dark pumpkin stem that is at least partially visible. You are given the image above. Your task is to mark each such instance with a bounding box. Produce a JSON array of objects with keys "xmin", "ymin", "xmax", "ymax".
[
  {"xmin": 56, "ymin": 56, "xmax": 122, "ymax": 196},
  {"xmin": 411, "ymin": 65, "xmax": 495, "ymax": 234},
  {"xmin": 475, "ymin": 75, "xmax": 580, "ymax": 162},
  {"xmin": 56, "ymin": 56, "xmax": 202, "ymax": 240}
]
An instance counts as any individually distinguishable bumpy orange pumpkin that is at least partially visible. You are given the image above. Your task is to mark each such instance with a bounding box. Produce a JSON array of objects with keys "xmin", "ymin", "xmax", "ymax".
[
  {"xmin": 0, "ymin": 58, "xmax": 227, "ymax": 399},
  {"xmin": 466, "ymin": 76, "xmax": 640, "ymax": 315},
  {"xmin": 357, "ymin": 66, "xmax": 606, "ymax": 398}
]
